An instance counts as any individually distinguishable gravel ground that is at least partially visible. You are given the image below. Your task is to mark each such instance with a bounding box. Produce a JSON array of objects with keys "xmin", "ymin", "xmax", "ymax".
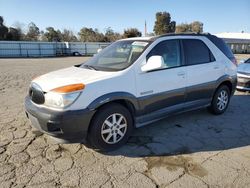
[
  {"xmin": 235, "ymin": 54, "xmax": 250, "ymax": 62},
  {"xmin": 0, "ymin": 56, "xmax": 250, "ymax": 188}
]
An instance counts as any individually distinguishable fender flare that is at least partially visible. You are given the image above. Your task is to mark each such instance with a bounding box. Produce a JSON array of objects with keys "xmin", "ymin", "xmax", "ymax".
[{"xmin": 87, "ymin": 92, "xmax": 140, "ymax": 111}]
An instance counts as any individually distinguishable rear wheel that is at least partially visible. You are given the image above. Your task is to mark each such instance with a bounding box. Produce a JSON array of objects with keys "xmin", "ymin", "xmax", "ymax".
[
  {"xmin": 88, "ymin": 103, "xmax": 133, "ymax": 151},
  {"xmin": 209, "ymin": 85, "xmax": 230, "ymax": 115}
]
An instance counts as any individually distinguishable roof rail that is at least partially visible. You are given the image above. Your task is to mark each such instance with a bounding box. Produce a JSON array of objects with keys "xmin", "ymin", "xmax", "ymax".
[{"xmin": 152, "ymin": 32, "xmax": 212, "ymax": 40}]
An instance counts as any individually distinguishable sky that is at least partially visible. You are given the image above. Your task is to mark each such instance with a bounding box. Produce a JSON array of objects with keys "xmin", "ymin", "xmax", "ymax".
[{"xmin": 0, "ymin": 0, "xmax": 249, "ymax": 35}]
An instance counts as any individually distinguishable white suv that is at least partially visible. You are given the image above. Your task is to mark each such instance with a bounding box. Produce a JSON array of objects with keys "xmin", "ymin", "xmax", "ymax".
[{"xmin": 25, "ymin": 33, "xmax": 237, "ymax": 151}]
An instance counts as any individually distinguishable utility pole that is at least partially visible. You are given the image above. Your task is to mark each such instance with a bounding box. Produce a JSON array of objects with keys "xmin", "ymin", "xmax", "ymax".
[{"xmin": 144, "ymin": 20, "xmax": 147, "ymax": 37}]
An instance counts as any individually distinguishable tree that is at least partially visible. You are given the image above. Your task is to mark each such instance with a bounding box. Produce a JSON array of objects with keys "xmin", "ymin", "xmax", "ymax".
[
  {"xmin": 175, "ymin": 23, "xmax": 191, "ymax": 33},
  {"xmin": 153, "ymin": 12, "xmax": 176, "ymax": 35},
  {"xmin": 104, "ymin": 27, "xmax": 122, "ymax": 42},
  {"xmin": 191, "ymin": 21, "xmax": 203, "ymax": 33},
  {"xmin": 6, "ymin": 27, "xmax": 22, "ymax": 40},
  {"xmin": 0, "ymin": 16, "xmax": 8, "ymax": 40},
  {"xmin": 175, "ymin": 21, "xmax": 203, "ymax": 33},
  {"xmin": 26, "ymin": 22, "xmax": 40, "ymax": 41},
  {"xmin": 78, "ymin": 27, "xmax": 105, "ymax": 42},
  {"xmin": 123, "ymin": 28, "xmax": 142, "ymax": 38},
  {"xmin": 12, "ymin": 21, "xmax": 25, "ymax": 40},
  {"xmin": 43, "ymin": 27, "xmax": 61, "ymax": 41},
  {"xmin": 61, "ymin": 29, "xmax": 78, "ymax": 42},
  {"xmin": 0, "ymin": 16, "xmax": 3, "ymax": 25}
]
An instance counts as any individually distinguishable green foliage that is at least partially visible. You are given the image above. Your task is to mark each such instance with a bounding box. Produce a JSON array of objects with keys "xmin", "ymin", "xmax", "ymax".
[
  {"xmin": 191, "ymin": 21, "xmax": 203, "ymax": 33},
  {"xmin": 0, "ymin": 16, "xmax": 8, "ymax": 40},
  {"xmin": 78, "ymin": 27, "xmax": 105, "ymax": 42},
  {"xmin": 175, "ymin": 23, "xmax": 191, "ymax": 33},
  {"xmin": 6, "ymin": 27, "xmax": 22, "ymax": 40},
  {"xmin": 0, "ymin": 16, "xmax": 3, "ymax": 25},
  {"xmin": 61, "ymin": 29, "xmax": 78, "ymax": 42},
  {"xmin": 26, "ymin": 22, "xmax": 40, "ymax": 41},
  {"xmin": 123, "ymin": 28, "xmax": 142, "ymax": 38},
  {"xmin": 43, "ymin": 27, "xmax": 62, "ymax": 42},
  {"xmin": 175, "ymin": 21, "xmax": 203, "ymax": 33},
  {"xmin": 0, "ymin": 14, "xmax": 204, "ymax": 42},
  {"xmin": 0, "ymin": 25, "xmax": 8, "ymax": 40},
  {"xmin": 104, "ymin": 27, "xmax": 122, "ymax": 42},
  {"xmin": 153, "ymin": 12, "xmax": 176, "ymax": 35}
]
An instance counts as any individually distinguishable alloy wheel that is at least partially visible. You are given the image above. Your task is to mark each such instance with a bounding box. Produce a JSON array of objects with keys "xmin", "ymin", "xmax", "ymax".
[
  {"xmin": 101, "ymin": 113, "xmax": 128, "ymax": 144},
  {"xmin": 217, "ymin": 90, "xmax": 229, "ymax": 111}
]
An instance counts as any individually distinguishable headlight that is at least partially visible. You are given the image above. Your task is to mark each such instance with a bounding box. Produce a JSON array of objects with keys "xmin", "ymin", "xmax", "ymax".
[
  {"xmin": 44, "ymin": 92, "xmax": 81, "ymax": 108},
  {"xmin": 44, "ymin": 83, "xmax": 85, "ymax": 108}
]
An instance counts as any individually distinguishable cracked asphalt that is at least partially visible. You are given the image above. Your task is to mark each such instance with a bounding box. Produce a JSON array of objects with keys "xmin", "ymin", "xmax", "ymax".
[{"xmin": 0, "ymin": 56, "xmax": 250, "ymax": 188}]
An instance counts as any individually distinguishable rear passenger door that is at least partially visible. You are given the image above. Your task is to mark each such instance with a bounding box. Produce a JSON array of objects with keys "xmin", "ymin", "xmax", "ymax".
[{"xmin": 182, "ymin": 39, "xmax": 220, "ymax": 103}]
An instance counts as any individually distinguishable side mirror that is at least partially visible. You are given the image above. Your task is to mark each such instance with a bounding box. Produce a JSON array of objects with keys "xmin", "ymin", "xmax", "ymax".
[
  {"xmin": 141, "ymin": 55, "xmax": 164, "ymax": 72},
  {"xmin": 239, "ymin": 59, "xmax": 246, "ymax": 64},
  {"xmin": 97, "ymin": 48, "xmax": 102, "ymax": 53}
]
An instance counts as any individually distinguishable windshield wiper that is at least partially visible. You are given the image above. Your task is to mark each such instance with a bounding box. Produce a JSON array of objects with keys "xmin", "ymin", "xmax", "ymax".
[{"xmin": 83, "ymin": 64, "xmax": 98, "ymax": 70}]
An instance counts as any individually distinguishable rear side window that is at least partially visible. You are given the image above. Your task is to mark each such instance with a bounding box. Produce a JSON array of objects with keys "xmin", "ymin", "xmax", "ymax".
[
  {"xmin": 183, "ymin": 39, "xmax": 215, "ymax": 65},
  {"xmin": 207, "ymin": 35, "xmax": 234, "ymax": 59}
]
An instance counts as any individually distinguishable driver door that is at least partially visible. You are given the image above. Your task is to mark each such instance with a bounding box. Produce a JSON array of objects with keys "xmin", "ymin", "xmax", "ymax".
[{"xmin": 135, "ymin": 39, "xmax": 187, "ymax": 114}]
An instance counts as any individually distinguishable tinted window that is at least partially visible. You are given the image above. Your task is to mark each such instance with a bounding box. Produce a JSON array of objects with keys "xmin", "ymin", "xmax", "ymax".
[
  {"xmin": 183, "ymin": 39, "xmax": 214, "ymax": 65},
  {"xmin": 147, "ymin": 40, "xmax": 181, "ymax": 68},
  {"xmin": 245, "ymin": 58, "xmax": 250, "ymax": 64},
  {"xmin": 207, "ymin": 35, "xmax": 234, "ymax": 59}
]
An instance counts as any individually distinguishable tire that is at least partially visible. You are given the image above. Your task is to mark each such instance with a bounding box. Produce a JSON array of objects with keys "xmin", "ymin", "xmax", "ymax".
[
  {"xmin": 209, "ymin": 85, "xmax": 230, "ymax": 115},
  {"xmin": 72, "ymin": 52, "xmax": 81, "ymax": 56},
  {"xmin": 88, "ymin": 103, "xmax": 133, "ymax": 151}
]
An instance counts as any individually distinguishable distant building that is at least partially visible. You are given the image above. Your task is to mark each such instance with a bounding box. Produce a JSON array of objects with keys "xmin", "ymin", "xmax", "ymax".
[{"xmin": 215, "ymin": 32, "xmax": 250, "ymax": 54}]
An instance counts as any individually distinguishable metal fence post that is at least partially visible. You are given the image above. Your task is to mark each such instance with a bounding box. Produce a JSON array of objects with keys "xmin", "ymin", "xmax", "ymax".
[
  {"xmin": 19, "ymin": 43, "xmax": 22, "ymax": 57},
  {"xmin": 85, "ymin": 43, "xmax": 87, "ymax": 55},
  {"xmin": 38, "ymin": 43, "xmax": 41, "ymax": 57}
]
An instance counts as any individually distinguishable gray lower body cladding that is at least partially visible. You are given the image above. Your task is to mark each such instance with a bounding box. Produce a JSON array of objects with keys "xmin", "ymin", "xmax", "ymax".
[
  {"xmin": 25, "ymin": 96, "xmax": 95, "ymax": 140},
  {"xmin": 24, "ymin": 75, "xmax": 237, "ymax": 140}
]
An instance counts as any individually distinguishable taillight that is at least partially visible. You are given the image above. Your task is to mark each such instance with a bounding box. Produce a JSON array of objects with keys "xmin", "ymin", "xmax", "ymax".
[{"xmin": 230, "ymin": 57, "xmax": 238, "ymax": 66}]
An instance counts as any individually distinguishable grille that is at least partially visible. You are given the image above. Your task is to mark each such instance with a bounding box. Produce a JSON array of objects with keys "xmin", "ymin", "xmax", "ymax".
[
  {"xmin": 29, "ymin": 83, "xmax": 45, "ymax": 104},
  {"xmin": 238, "ymin": 82, "xmax": 250, "ymax": 88},
  {"xmin": 238, "ymin": 71, "xmax": 250, "ymax": 76}
]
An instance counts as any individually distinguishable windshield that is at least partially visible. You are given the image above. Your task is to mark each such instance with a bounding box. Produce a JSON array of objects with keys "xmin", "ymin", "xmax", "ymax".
[
  {"xmin": 80, "ymin": 40, "xmax": 150, "ymax": 71},
  {"xmin": 245, "ymin": 58, "xmax": 250, "ymax": 64}
]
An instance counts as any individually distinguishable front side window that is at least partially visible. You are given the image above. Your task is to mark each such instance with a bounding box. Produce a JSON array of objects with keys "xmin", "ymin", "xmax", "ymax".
[
  {"xmin": 147, "ymin": 40, "xmax": 181, "ymax": 69},
  {"xmin": 81, "ymin": 40, "xmax": 150, "ymax": 71},
  {"xmin": 183, "ymin": 39, "xmax": 215, "ymax": 65}
]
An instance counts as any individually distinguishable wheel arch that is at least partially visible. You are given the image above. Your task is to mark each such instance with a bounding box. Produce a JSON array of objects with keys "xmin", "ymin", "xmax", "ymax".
[
  {"xmin": 215, "ymin": 75, "xmax": 237, "ymax": 96},
  {"xmin": 86, "ymin": 92, "xmax": 139, "ymax": 133}
]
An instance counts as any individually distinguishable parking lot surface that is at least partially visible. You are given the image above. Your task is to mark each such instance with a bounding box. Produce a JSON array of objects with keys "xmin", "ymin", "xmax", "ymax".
[{"xmin": 0, "ymin": 57, "xmax": 250, "ymax": 188}]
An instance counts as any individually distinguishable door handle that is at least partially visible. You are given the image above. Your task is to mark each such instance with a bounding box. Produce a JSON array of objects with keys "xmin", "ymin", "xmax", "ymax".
[
  {"xmin": 177, "ymin": 72, "xmax": 185, "ymax": 76},
  {"xmin": 214, "ymin": 66, "xmax": 219, "ymax": 69}
]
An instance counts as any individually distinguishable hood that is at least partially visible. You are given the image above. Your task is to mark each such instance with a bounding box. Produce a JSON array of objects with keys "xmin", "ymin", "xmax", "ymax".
[
  {"xmin": 238, "ymin": 63, "xmax": 250, "ymax": 74},
  {"xmin": 32, "ymin": 66, "xmax": 116, "ymax": 92}
]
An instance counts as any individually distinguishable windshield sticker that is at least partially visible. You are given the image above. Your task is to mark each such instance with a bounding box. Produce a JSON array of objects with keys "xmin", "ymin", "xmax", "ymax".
[{"xmin": 132, "ymin": 41, "xmax": 148, "ymax": 47}]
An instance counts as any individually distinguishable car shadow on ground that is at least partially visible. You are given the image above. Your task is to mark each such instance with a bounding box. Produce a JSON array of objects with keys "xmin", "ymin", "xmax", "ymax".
[{"xmin": 103, "ymin": 92, "xmax": 250, "ymax": 158}]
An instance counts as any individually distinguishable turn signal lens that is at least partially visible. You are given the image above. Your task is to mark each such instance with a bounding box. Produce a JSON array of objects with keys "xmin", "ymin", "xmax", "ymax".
[{"xmin": 51, "ymin": 83, "xmax": 85, "ymax": 93}]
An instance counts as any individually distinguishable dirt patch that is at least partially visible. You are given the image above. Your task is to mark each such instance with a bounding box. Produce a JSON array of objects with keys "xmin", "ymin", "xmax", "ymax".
[{"xmin": 145, "ymin": 156, "xmax": 208, "ymax": 177}]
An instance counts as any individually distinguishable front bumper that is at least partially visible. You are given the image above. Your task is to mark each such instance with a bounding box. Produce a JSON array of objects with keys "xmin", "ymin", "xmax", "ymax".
[
  {"xmin": 25, "ymin": 96, "xmax": 96, "ymax": 141},
  {"xmin": 237, "ymin": 74, "xmax": 250, "ymax": 91}
]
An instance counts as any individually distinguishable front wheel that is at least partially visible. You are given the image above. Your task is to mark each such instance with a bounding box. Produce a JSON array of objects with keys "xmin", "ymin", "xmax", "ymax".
[
  {"xmin": 88, "ymin": 103, "xmax": 133, "ymax": 151},
  {"xmin": 209, "ymin": 85, "xmax": 231, "ymax": 115}
]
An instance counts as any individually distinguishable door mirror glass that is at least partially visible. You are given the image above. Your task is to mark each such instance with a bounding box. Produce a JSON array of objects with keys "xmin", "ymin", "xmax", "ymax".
[{"xmin": 141, "ymin": 55, "xmax": 164, "ymax": 72}]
